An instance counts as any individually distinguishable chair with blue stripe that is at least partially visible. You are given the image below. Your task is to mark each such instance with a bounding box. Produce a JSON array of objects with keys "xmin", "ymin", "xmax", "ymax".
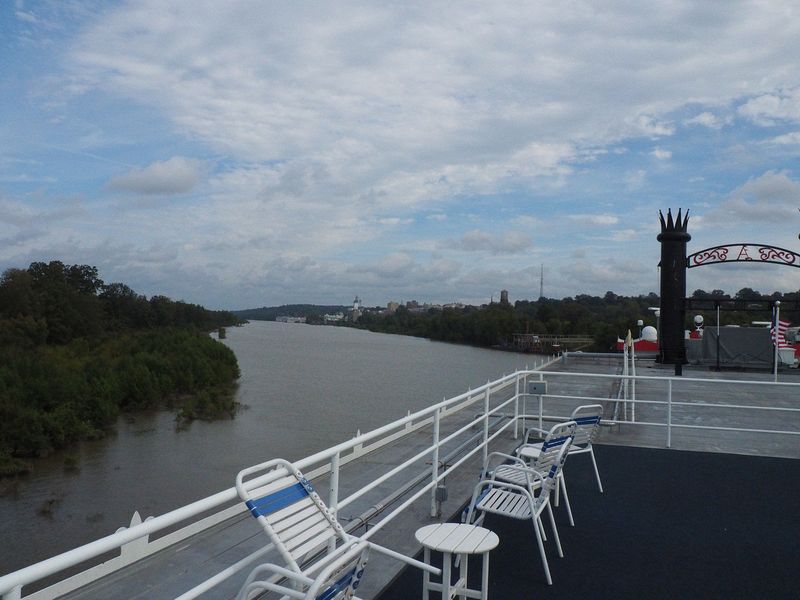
[
  {"xmin": 518, "ymin": 404, "xmax": 604, "ymax": 494},
  {"xmin": 465, "ymin": 437, "xmax": 573, "ymax": 585},
  {"xmin": 494, "ymin": 420, "xmax": 578, "ymax": 526},
  {"xmin": 235, "ymin": 458, "xmax": 440, "ymax": 600}
]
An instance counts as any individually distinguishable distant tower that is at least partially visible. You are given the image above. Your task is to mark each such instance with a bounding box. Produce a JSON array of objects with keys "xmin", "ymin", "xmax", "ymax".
[
  {"xmin": 539, "ymin": 264, "xmax": 544, "ymax": 300},
  {"xmin": 353, "ymin": 295, "xmax": 361, "ymax": 311},
  {"xmin": 500, "ymin": 289, "xmax": 509, "ymax": 305}
]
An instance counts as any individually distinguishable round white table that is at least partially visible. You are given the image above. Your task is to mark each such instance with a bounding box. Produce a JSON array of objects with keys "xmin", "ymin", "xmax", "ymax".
[{"xmin": 415, "ymin": 523, "xmax": 499, "ymax": 600}]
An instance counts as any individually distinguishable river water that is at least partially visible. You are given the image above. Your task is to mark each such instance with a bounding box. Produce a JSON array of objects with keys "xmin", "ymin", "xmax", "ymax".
[{"xmin": 0, "ymin": 321, "xmax": 536, "ymax": 575}]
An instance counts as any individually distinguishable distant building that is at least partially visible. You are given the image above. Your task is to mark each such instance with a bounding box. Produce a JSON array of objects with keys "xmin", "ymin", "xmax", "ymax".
[
  {"xmin": 276, "ymin": 316, "xmax": 306, "ymax": 323},
  {"xmin": 324, "ymin": 313, "xmax": 345, "ymax": 324},
  {"xmin": 500, "ymin": 290, "xmax": 509, "ymax": 305},
  {"xmin": 387, "ymin": 301, "xmax": 399, "ymax": 314}
]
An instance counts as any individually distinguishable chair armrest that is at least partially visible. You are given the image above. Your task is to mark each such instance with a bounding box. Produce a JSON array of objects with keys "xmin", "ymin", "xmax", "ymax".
[
  {"xmin": 368, "ymin": 542, "xmax": 442, "ymax": 576},
  {"xmin": 488, "ymin": 462, "xmax": 545, "ymax": 487},
  {"xmin": 522, "ymin": 426, "xmax": 548, "ymax": 444},
  {"xmin": 235, "ymin": 458, "xmax": 295, "ymax": 500},
  {"xmin": 472, "ymin": 478, "xmax": 537, "ymax": 501},
  {"xmin": 484, "ymin": 451, "xmax": 526, "ymax": 474},
  {"xmin": 236, "ymin": 562, "xmax": 312, "ymax": 600},
  {"xmin": 515, "ymin": 442, "xmax": 544, "ymax": 457}
]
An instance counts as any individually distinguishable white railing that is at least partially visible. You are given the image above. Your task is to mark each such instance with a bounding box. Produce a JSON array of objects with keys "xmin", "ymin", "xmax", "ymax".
[
  {"xmin": 527, "ymin": 369, "xmax": 800, "ymax": 450},
  {"xmin": 0, "ymin": 357, "xmax": 559, "ymax": 599},
  {"xmin": 3, "ymin": 356, "xmax": 798, "ymax": 599}
]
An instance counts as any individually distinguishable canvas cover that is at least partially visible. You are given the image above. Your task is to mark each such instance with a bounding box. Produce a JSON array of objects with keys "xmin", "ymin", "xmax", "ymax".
[{"xmin": 697, "ymin": 327, "xmax": 773, "ymax": 368}]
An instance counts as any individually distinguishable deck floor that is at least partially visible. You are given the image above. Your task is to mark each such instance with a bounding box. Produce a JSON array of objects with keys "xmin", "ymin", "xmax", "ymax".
[{"xmin": 377, "ymin": 443, "xmax": 800, "ymax": 600}]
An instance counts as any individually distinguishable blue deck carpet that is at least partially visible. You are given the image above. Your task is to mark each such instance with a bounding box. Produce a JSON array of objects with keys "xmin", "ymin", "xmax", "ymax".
[{"xmin": 376, "ymin": 444, "xmax": 800, "ymax": 599}]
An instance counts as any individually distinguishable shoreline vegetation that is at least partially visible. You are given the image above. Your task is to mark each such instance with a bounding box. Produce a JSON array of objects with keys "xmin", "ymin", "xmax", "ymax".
[
  {"xmin": 237, "ymin": 288, "xmax": 798, "ymax": 352},
  {"xmin": 0, "ymin": 261, "xmax": 243, "ymax": 477}
]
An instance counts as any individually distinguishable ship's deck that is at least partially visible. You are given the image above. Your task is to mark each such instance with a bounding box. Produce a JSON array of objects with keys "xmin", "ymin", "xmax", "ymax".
[
  {"xmin": 377, "ymin": 442, "xmax": 800, "ymax": 599},
  {"xmin": 12, "ymin": 357, "xmax": 800, "ymax": 599}
]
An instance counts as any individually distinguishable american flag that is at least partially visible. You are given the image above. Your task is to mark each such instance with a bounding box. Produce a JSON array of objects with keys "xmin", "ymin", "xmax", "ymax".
[{"xmin": 771, "ymin": 318, "xmax": 791, "ymax": 348}]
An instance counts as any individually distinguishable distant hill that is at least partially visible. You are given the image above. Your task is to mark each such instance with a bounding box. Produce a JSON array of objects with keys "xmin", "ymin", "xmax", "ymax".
[{"xmin": 234, "ymin": 304, "xmax": 348, "ymax": 321}]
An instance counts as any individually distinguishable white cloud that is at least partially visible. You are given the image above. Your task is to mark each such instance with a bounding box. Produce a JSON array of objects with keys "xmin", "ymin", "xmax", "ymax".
[
  {"xmin": 625, "ymin": 170, "xmax": 647, "ymax": 190},
  {"xmin": 427, "ymin": 214, "xmax": 448, "ymax": 222},
  {"xmin": 453, "ymin": 229, "xmax": 533, "ymax": 255},
  {"xmin": 513, "ymin": 215, "xmax": 540, "ymax": 228},
  {"xmin": 738, "ymin": 88, "xmax": 800, "ymax": 126},
  {"xmin": 650, "ymin": 147, "xmax": 672, "ymax": 160},
  {"xmin": 568, "ymin": 214, "xmax": 619, "ymax": 226},
  {"xmin": 611, "ymin": 229, "xmax": 639, "ymax": 242},
  {"xmin": 106, "ymin": 156, "xmax": 206, "ymax": 195},
  {"xmin": 765, "ymin": 131, "xmax": 800, "ymax": 145},
  {"xmin": 629, "ymin": 115, "xmax": 675, "ymax": 138},
  {"xmin": 15, "ymin": 10, "xmax": 37, "ymax": 23},
  {"xmin": 684, "ymin": 112, "xmax": 727, "ymax": 129},
  {"xmin": 374, "ymin": 252, "xmax": 415, "ymax": 276},
  {"xmin": 377, "ymin": 217, "xmax": 413, "ymax": 226},
  {"xmin": 709, "ymin": 170, "xmax": 800, "ymax": 224}
]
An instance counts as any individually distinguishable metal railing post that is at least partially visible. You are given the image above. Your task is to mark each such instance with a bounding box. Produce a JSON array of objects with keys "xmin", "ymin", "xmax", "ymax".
[
  {"xmin": 667, "ymin": 379, "xmax": 673, "ymax": 448},
  {"xmin": 5, "ymin": 586, "xmax": 21, "ymax": 600},
  {"xmin": 513, "ymin": 373, "xmax": 520, "ymax": 439},
  {"xmin": 430, "ymin": 408, "xmax": 441, "ymax": 518},
  {"xmin": 328, "ymin": 452, "xmax": 341, "ymax": 552},
  {"xmin": 538, "ymin": 371, "xmax": 544, "ymax": 432},
  {"xmin": 482, "ymin": 386, "xmax": 490, "ymax": 468},
  {"xmin": 631, "ymin": 345, "xmax": 637, "ymax": 423}
]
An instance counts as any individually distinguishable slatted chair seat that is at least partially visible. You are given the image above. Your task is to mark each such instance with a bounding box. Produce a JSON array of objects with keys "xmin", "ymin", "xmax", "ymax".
[
  {"xmin": 235, "ymin": 458, "xmax": 440, "ymax": 600},
  {"xmin": 476, "ymin": 487, "xmax": 533, "ymax": 519}
]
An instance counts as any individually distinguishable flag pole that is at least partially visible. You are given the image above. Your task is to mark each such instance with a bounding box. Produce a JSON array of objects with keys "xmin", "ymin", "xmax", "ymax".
[{"xmin": 773, "ymin": 301, "xmax": 781, "ymax": 382}]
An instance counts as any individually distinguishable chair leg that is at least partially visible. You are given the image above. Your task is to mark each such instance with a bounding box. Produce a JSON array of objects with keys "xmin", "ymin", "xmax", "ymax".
[
  {"xmin": 546, "ymin": 501, "xmax": 563, "ymax": 558},
  {"xmin": 554, "ymin": 477, "xmax": 560, "ymax": 507},
  {"xmin": 589, "ymin": 446, "xmax": 604, "ymax": 493},
  {"xmin": 532, "ymin": 514, "xmax": 553, "ymax": 585},
  {"xmin": 536, "ymin": 515, "xmax": 548, "ymax": 542},
  {"xmin": 559, "ymin": 473, "xmax": 575, "ymax": 527}
]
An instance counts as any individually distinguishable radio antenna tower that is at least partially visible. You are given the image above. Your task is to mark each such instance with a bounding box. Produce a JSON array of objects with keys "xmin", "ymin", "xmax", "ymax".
[{"xmin": 539, "ymin": 264, "xmax": 544, "ymax": 300}]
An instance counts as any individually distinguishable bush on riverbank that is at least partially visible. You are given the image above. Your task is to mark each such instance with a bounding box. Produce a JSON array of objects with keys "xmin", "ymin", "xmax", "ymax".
[{"xmin": 0, "ymin": 262, "xmax": 242, "ymax": 474}]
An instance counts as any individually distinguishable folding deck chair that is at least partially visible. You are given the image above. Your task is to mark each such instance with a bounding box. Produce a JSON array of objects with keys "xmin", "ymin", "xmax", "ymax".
[
  {"xmin": 235, "ymin": 458, "xmax": 440, "ymax": 600},
  {"xmin": 500, "ymin": 420, "xmax": 578, "ymax": 526},
  {"xmin": 464, "ymin": 438, "xmax": 573, "ymax": 585},
  {"xmin": 518, "ymin": 404, "xmax": 604, "ymax": 493}
]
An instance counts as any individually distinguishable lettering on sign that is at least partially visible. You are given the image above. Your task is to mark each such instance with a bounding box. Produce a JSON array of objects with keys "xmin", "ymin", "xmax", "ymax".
[{"xmin": 687, "ymin": 244, "xmax": 799, "ymax": 268}]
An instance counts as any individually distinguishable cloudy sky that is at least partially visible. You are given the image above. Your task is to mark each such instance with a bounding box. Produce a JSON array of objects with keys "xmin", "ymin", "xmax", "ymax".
[{"xmin": 2, "ymin": 1, "xmax": 799, "ymax": 309}]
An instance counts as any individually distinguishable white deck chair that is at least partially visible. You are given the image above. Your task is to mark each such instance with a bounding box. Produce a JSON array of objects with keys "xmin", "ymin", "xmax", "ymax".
[
  {"xmin": 235, "ymin": 458, "xmax": 440, "ymax": 600},
  {"xmin": 465, "ymin": 439, "xmax": 573, "ymax": 585},
  {"xmin": 509, "ymin": 421, "xmax": 578, "ymax": 526},
  {"xmin": 518, "ymin": 405, "xmax": 604, "ymax": 493}
]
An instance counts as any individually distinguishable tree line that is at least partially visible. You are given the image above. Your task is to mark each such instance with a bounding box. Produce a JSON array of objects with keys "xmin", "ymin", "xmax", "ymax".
[
  {"xmin": 0, "ymin": 261, "xmax": 243, "ymax": 475},
  {"xmin": 350, "ymin": 288, "xmax": 799, "ymax": 351}
]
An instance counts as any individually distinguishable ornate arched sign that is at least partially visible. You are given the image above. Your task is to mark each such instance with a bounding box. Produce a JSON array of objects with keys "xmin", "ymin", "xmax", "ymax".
[{"xmin": 687, "ymin": 244, "xmax": 799, "ymax": 268}]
